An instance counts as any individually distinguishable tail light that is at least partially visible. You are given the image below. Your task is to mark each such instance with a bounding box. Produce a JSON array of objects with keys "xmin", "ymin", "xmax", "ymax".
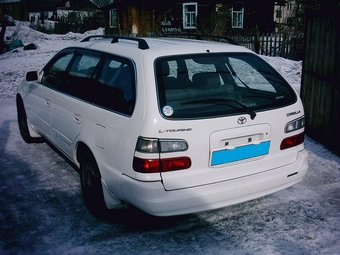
[
  {"xmin": 280, "ymin": 132, "xmax": 305, "ymax": 150},
  {"xmin": 281, "ymin": 116, "xmax": 305, "ymax": 150},
  {"xmin": 285, "ymin": 116, "xmax": 305, "ymax": 133},
  {"xmin": 133, "ymin": 137, "xmax": 191, "ymax": 173},
  {"xmin": 133, "ymin": 156, "xmax": 191, "ymax": 173},
  {"xmin": 135, "ymin": 137, "xmax": 188, "ymax": 153}
]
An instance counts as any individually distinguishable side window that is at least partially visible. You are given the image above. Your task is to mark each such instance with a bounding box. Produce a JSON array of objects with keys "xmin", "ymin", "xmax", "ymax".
[
  {"xmin": 69, "ymin": 54, "xmax": 100, "ymax": 78},
  {"xmin": 64, "ymin": 53, "xmax": 101, "ymax": 99},
  {"xmin": 94, "ymin": 56, "xmax": 136, "ymax": 116},
  {"xmin": 42, "ymin": 52, "xmax": 74, "ymax": 88}
]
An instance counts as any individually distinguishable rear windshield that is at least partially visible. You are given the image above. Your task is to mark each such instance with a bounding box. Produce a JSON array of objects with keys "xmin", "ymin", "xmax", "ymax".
[{"xmin": 155, "ymin": 53, "xmax": 297, "ymax": 119}]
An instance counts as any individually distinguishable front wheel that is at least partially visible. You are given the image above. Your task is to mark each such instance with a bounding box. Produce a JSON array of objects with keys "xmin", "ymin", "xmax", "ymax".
[{"xmin": 80, "ymin": 150, "xmax": 110, "ymax": 219}]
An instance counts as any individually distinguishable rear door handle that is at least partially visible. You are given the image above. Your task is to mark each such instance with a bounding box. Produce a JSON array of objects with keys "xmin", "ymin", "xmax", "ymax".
[{"xmin": 45, "ymin": 99, "xmax": 51, "ymax": 107}]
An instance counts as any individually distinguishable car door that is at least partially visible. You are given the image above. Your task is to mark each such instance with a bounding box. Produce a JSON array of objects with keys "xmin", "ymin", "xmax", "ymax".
[
  {"xmin": 50, "ymin": 50, "xmax": 101, "ymax": 157},
  {"xmin": 26, "ymin": 50, "xmax": 76, "ymax": 141},
  {"xmin": 23, "ymin": 80, "xmax": 52, "ymax": 141}
]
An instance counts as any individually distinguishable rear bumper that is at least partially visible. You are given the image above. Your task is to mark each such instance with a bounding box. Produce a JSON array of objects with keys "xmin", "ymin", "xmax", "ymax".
[{"xmin": 119, "ymin": 149, "xmax": 308, "ymax": 216}]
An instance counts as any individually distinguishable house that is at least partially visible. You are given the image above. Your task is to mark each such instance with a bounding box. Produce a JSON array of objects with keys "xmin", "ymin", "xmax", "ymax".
[
  {"xmin": 97, "ymin": 0, "xmax": 277, "ymax": 37},
  {"xmin": 0, "ymin": 0, "xmax": 101, "ymax": 33},
  {"xmin": 274, "ymin": 0, "xmax": 297, "ymax": 31},
  {"xmin": 0, "ymin": 0, "xmax": 25, "ymax": 21},
  {"xmin": 26, "ymin": 0, "xmax": 97, "ymax": 23},
  {"xmin": 273, "ymin": 0, "xmax": 315, "ymax": 33},
  {"xmin": 26, "ymin": 0, "xmax": 101, "ymax": 33}
]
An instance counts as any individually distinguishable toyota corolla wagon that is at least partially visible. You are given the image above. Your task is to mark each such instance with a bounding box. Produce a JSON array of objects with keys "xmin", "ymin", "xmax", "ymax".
[{"xmin": 16, "ymin": 35, "xmax": 308, "ymax": 218}]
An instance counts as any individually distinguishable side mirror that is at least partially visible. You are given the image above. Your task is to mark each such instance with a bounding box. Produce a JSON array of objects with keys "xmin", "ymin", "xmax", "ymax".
[{"xmin": 26, "ymin": 71, "xmax": 38, "ymax": 81}]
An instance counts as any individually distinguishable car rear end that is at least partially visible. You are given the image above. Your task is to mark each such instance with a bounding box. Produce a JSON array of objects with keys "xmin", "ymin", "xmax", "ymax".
[{"xmin": 120, "ymin": 39, "xmax": 308, "ymax": 216}]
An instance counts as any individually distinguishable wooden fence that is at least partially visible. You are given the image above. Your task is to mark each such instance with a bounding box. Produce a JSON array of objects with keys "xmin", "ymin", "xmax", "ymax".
[
  {"xmin": 233, "ymin": 33, "xmax": 304, "ymax": 60},
  {"xmin": 300, "ymin": 9, "xmax": 340, "ymax": 155},
  {"xmin": 117, "ymin": 32, "xmax": 304, "ymax": 61}
]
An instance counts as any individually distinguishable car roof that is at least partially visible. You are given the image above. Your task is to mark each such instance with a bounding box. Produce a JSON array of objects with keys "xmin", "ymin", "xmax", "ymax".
[{"xmin": 70, "ymin": 35, "xmax": 252, "ymax": 58}]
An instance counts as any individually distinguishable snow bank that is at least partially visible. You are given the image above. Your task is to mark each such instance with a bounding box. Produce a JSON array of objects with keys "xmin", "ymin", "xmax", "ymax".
[
  {"xmin": 0, "ymin": 22, "xmax": 104, "ymax": 98},
  {"xmin": 261, "ymin": 55, "xmax": 302, "ymax": 95}
]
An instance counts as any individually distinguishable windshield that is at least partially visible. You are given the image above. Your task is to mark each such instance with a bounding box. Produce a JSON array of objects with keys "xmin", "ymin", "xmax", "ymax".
[{"xmin": 155, "ymin": 53, "xmax": 296, "ymax": 119}]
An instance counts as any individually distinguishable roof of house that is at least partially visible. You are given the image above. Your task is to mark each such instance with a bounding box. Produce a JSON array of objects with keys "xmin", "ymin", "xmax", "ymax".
[
  {"xmin": 24, "ymin": 0, "xmax": 96, "ymax": 12},
  {"xmin": 0, "ymin": 0, "xmax": 21, "ymax": 3},
  {"xmin": 24, "ymin": 0, "xmax": 67, "ymax": 12}
]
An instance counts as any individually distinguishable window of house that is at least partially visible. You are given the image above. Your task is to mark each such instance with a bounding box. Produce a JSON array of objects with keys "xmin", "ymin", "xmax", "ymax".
[
  {"xmin": 110, "ymin": 9, "xmax": 118, "ymax": 28},
  {"xmin": 232, "ymin": 2, "xmax": 244, "ymax": 28},
  {"xmin": 68, "ymin": 12, "xmax": 77, "ymax": 23},
  {"xmin": 276, "ymin": 9, "xmax": 282, "ymax": 19},
  {"xmin": 287, "ymin": 3, "xmax": 292, "ymax": 10},
  {"xmin": 183, "ymin": 2, "xmax": 198, "ymax": 29}
]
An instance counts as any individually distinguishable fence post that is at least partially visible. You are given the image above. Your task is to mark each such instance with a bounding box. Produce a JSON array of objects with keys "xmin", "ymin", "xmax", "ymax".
[
  {"xmin": 254, "ymin": 30, "xmax": 260, "ymax": 54},
  {"xmin": 265, "ymin": 33, "xmax": 269, "ymax": 56}
]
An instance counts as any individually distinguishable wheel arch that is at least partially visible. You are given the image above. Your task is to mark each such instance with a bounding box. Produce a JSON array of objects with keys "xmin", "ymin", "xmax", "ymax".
[
  {"xmin": 16, "ymin": 93, "xmax": 24, "ymax": 108},
  {"xmin": 76, "ymin": 142, "xmax": 91, "ymax": 168},
  {"xmin": 16, "ymin": 93, "xmax": 42, "ymax": 141},
  {"xmin": 76, "ymin": 141, "xmax": 124, "ymax": 213}
]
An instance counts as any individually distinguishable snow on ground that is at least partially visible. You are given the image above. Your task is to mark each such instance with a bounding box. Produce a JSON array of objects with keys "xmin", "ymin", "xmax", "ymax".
[
  {"xmin": 0, "ymin": 20, "xmax": 104, "ymax": 98},
  {"xmin": 1, "ymin": 22, "xmax": 340, "ymax": 254}
]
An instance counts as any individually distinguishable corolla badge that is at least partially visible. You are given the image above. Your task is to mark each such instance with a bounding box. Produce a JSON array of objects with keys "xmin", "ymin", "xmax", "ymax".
[{"xmin": 237, "ymin": 116, "xmax": 247, "ymax": 125}]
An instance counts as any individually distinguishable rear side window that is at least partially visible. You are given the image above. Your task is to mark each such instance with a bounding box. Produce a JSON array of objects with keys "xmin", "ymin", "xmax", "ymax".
[
  {"xmin": 155, "ymin": 53, "xmax": 296, "ymax": 119},
  {"xmin": 93, "ymin": 56, "xmax": 136, "ymax": 116},
  {"xmin": 69, "ymin": 54, "xmax": 100, "ymax": 78}
]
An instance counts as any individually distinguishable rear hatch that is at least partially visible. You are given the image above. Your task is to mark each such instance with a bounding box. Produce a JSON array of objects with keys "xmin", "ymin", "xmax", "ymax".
[
  {"xmin": 153, "ymin": 51, "xmax": 303, "ymax": 191},
  {"xmin": 158, "ymin": 107, "xmax": 305, "ymax": 191}
]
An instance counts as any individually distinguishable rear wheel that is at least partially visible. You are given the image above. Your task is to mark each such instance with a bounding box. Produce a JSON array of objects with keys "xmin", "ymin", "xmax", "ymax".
[
  {"xmin": 80, "ymin": 150, "xmax": 110, "ymax": 219},
  {"xmin": 16, "ymin": 96, "xmax": 42, "ymax": 143}
]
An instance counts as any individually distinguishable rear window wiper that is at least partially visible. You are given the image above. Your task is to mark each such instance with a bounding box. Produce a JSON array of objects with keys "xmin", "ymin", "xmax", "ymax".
[{"xmin": 181, "ymin": 98, "xmax": 257, "ymax": 120}]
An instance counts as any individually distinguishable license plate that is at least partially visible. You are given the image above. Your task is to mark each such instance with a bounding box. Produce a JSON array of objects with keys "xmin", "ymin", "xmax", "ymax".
[{"xmin": 211, "ymin": 141, "xmax": 270, "ymax": 166}]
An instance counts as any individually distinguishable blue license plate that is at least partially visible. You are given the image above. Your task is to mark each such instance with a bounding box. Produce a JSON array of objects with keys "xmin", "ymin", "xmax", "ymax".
[{"xmin": 211, "ymin": 141, "xmax": 270, "ymax": 166}]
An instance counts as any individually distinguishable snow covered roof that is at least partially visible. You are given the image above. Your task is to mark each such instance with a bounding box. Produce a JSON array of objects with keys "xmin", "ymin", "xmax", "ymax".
[
  {"xmin": 90, "ymin": 0, "xmax": 115, "ymax": 8},
  {"xmin": 25, "ymin": 0, "xmax": 68, "ymax": 12},
  {"xmin": 0, "ymin": 0, "xmax": 21, "ymax": 3}
]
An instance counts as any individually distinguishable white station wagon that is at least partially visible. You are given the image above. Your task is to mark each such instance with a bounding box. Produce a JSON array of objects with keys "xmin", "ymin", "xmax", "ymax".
[{"xmin": 16, "ymin": 35, "xmax": 308, "ymax": 218}]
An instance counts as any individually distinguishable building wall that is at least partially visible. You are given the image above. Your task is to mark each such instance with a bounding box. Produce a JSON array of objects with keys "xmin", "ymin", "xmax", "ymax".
[
  {"xmin": 103, "ymin": 0, "xmax": 275, "ymax": 36},
  {"xmin": 0, "ymin": 2, "xmax": 26, "ymax": 21}
]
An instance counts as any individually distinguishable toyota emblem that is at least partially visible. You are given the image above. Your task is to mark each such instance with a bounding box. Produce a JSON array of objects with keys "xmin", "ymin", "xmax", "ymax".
[{"xmin": 237, "ymin": 116, "xmax": 247, "ymax": 125}]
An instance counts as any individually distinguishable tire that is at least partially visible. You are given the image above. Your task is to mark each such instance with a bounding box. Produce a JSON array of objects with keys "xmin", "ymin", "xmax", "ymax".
[
  {"xmin": 16, "ymin": 96, "xmax": 43, "ymax": 143},
  {"xmin": 80, "ymin": 150, "xmax": 110, "ymax": 219}
]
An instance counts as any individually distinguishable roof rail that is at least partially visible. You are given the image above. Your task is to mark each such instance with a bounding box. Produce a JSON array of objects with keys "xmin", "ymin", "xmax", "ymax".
[
  {"xmin": 161, "ymin": 33, "xmax": 239, "ymax": 46},
  {"xmin": 81, "ymin": 35, "xmax": 149, "ymax": 50}
]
